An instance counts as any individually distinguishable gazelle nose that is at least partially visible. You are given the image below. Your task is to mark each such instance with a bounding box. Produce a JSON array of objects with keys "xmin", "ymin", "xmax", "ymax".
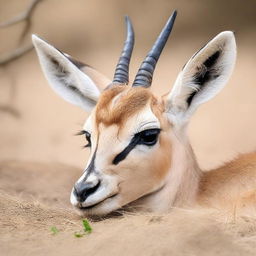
[{"xmin": 74, "ymin": 180, "xmax": 101, "ymax": 202}]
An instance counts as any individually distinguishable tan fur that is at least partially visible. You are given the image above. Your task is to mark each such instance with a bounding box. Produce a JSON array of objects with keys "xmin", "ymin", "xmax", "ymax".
[
  {"xmin": 96, "ymin": 86, "xmax": 152, "ymax": 126},
  {"xmin": 98, "ymin": 87, "xmax": 172, "ymax": 181},
  {"xmin": 153, "ymin": 132, "xmax": 172, "ymax": 180},
  {"xmin": 149, "ymin": 96, "xmax": 172, "ymax": 180},
  {"xmin": 198, "ymin": 152, "xmax": 256, "ymax": 215}
]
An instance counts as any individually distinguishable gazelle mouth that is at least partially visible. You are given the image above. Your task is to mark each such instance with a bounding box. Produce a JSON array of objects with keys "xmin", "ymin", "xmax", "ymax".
[{"xmin": 78, "ymin": 193, "xmax": 118, "ymax": 210}]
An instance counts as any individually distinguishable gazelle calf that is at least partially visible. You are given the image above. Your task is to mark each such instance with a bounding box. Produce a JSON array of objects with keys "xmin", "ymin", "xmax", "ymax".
[{"xmin": 32, "ymin": 11, "xmax": 256, "ymax": 216}]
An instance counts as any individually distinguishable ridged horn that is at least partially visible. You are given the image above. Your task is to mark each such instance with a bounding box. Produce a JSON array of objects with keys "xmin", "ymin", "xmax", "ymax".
[
  {"xmin": 132, "ymin": 10, "xmax": 177, "ymax": 87},
  {"xmin": 112, "ymin": 16, "xmax": 135, "ymax": 85}
]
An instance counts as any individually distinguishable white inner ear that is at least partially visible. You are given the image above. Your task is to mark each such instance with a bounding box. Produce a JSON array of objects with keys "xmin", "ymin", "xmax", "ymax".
[
  {"xmin": 166, "ymin": 31, "xmax": 236, "ymax": 123},
  {"xmin": 32, "ymin": 35, "xmax": 101, "ymax": 112}
]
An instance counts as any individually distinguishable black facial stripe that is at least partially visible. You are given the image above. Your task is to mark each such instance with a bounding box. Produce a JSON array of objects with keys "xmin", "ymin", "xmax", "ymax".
[
  {"xmin": 83, "ymin": 148, "xmax": 97, "ymax": 180},
  {"xmin": 112, "ymin": 129, "xmax": 160, "ymax": 165},
  {"xmin": 112, "ymin": 135, "xmax": 141, "ymax": 165}
]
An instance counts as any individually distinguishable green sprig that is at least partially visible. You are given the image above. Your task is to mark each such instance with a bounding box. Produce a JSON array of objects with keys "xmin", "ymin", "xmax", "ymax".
[
  {"xmin": 50, "ymin": 226, "xmax": 59, "ymax": 235},
  {"xmin": 74, "ymin": 219, "xmax": 93, "ymax": 238}
]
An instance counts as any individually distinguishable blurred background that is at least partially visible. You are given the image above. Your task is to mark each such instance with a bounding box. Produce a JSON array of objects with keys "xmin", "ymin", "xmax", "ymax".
[{"xmin": 0, "ymin": 0, "xmax": 255, "ymax": 170}]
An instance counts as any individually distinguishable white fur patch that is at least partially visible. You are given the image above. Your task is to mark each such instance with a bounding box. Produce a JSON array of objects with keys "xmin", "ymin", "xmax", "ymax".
[
  {"xmin": 32, "ymin": 35, "xmax": 100, "ymax": 112},
  {"xmin": 166, "ymin": 31, "xmax": 236, "ymax": 125}
]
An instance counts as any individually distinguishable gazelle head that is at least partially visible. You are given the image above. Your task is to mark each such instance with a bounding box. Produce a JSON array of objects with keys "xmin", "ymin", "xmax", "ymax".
[{"xmin": 32, "ymin": 11, "xmax": 236, "ymax": 216}]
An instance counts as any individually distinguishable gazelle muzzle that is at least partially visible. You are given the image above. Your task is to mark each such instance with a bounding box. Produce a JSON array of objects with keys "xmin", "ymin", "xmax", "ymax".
[{"xmin": 74, "ymin": 179, "xmax": 101, "ymax": 203}]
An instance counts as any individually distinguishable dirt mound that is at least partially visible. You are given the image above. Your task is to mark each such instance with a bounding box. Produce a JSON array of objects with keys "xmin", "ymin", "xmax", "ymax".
[{"xmin": 1, "ymin": 161, "xmax": 256, "ymax": 256}]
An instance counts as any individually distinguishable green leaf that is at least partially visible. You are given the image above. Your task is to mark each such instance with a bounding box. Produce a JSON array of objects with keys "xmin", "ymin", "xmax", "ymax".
[
  {"xmin": 74, "ymin": 219, "xmax": 93, "ymax": 238},
  {"xmin": 50, "ymin": 226, "xmax": 59, "ymax": 235},
  {"xmin": 82, "ymin": 219, "xmax": 92, "ymax": 233},
  {"xmin": 74, "ymin": 232, "xmax": 84, "ymax": 238}
]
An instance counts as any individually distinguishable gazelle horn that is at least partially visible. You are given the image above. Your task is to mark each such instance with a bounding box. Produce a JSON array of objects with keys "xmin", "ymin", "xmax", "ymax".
[
  {"xmin": 112, "ymin": 16, "xmax": 135, "ymax": 85},
  {"xmin": 132, "ymin": 10, "xmax": 177, "ymax": 87}
]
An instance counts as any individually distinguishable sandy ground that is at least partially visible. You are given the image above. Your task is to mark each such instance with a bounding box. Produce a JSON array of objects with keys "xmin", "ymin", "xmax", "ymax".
[
  {"xmin": 1, "ymin": 0, "xmax": 256, "ymax": 255},
  {"xmin": 1, "ymin": 160, "xmax": 256, "ymax": 256}
]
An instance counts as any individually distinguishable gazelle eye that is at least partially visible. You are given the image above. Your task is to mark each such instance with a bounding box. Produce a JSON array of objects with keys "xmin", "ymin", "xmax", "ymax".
[
  {"xmin": 112, "ymin": 128, "xmax": 161, "ymax": 165},
  {"xmin": 84, "ymin": 131, "xmax": 91, "ymax": 147},
  {"xmin": 137, "ymin": 129, "xmax": 161, "ymax": 146}
]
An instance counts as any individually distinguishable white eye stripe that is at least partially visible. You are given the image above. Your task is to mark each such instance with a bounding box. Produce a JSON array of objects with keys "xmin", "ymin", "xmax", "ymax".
[{"xmin": 136, "ymin": 121, "xmax": 160, "ymax": 133}]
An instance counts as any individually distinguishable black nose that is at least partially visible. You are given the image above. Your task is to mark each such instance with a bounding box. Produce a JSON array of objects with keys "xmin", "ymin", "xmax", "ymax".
[{"xmin": 74, "ymin": 180, "xmax": 101, "ymax": 202}]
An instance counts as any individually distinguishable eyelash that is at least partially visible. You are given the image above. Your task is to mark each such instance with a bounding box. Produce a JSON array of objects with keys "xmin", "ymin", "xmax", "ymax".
[{"xmin": 76, "ymin": 130, "xmax": 91, "ymax": 148}]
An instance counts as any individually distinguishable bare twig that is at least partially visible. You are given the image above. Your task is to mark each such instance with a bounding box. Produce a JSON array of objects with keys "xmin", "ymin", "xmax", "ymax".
[
  {"xmin": 0, "ymin": 0, "xmax": 44, "ymax": 66},
  {"xmin": 0, "ymin": 0, "xmax": 42, "ymax": 27},
  {"xmin": 0, "ymin": 68, "xmax": 21, "ymax": 118},
  {"xmin": 0, "ymin": 44, "xmax": 33, "ymax": 66},
  {"xmin": 0, "ymin": 0, "xmax": 43, "ymax": 118},
  {"xmin": 0, "ymin": 105, "xmax": 21, "ymax": 118},
  {"xmin": 0, "ymin": 0, "xmax": 43, "ymax": 42}
]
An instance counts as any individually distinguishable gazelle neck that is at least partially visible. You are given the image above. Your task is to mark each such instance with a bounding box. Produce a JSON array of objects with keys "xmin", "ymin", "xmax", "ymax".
[{"xmin": 132, "ymin": 126, "xmax": 202, "ymax": 213}]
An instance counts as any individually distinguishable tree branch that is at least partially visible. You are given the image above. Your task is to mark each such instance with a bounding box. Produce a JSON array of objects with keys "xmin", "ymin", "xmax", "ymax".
[
  {"xmin": 0, "ymin": 0, "xmax": 43, "ymax": 118},
  {"xmin": 0, "ymin": 44, "xmax": 33, "ymax": 66},
  {"xmin": 0, "ymin": 0, "xmax": 44, "ymax": 66},
  {"xmin": 0, "ymin": 105, "xmax": 21, "ymax": 118},
  {"xmin": 0, "ymin": 0, "xmax": 43, "ymax": 42}
]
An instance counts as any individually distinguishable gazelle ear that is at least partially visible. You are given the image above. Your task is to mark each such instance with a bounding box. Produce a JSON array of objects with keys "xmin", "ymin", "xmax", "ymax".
[
  {"xmin": 165, "ymin": 31, "xmax": 236, "ymax": 124},
  {"xmin": 32, "ymin": 35, "xmax": 111, "ymax": 112}
]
